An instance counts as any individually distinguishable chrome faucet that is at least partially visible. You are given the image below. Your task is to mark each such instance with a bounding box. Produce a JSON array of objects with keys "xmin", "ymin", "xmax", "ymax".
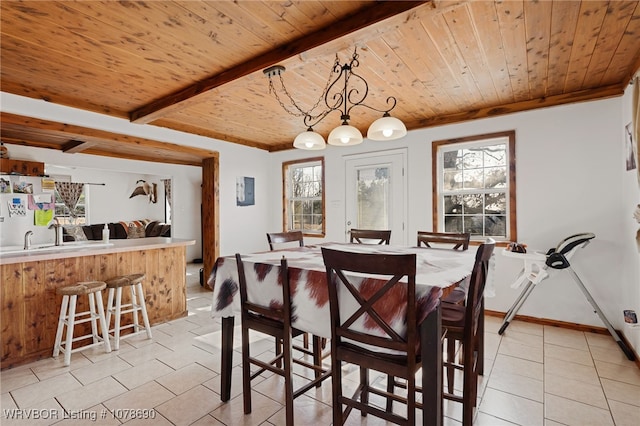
[
  {"xmin": 24, "ymin": 230, "xmax": 34, "ymax": 250},
  {"xmin": 48, "ymin": 217, "xmax": 62, "ymax": 246}
]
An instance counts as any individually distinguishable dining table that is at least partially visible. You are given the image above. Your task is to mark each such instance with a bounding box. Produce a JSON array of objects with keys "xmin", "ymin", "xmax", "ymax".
[{"xmin": 208, "ymin": 242, "xmax": 478, "ymax": 426}]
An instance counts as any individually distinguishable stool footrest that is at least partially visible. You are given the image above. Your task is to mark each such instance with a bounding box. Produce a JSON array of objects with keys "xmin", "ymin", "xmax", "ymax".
[
  {"xmin": 107, "ymin": 304, "xmax": 143, "ymax": 316},
  {"xmin": 58, "ymin": 339, "xmax": 108, "ymax": 356},
  {"xmin": 62, "ymin": 312, "xmax": 102, "ymax": 327}
]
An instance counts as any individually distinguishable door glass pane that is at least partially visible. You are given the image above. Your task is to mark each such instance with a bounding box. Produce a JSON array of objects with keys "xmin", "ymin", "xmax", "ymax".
[{"xmin": 356, "ymin": 167, "xmax": 390, "ymax": 229}]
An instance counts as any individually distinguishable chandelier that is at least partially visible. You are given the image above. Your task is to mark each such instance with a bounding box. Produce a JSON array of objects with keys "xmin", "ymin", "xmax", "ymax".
[{"xmin": 263, "ymin": 48, "xmax": 407, "ymax": 150}]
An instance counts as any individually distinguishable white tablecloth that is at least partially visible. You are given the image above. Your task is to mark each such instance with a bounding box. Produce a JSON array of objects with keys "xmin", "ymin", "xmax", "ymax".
[{"xmin": 209, "ymin": 243, "xmax": 477, "ymax": 339}]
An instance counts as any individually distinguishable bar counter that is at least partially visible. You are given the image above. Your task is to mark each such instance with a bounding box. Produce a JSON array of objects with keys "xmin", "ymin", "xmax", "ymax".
[{"xmin": 1, "ymin": 237, "xmax": 195, "ymax": 369}]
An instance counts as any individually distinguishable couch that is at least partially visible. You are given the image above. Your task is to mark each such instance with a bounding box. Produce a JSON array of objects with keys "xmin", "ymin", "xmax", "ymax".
[{"xmin": 63, "ymin": 219, "xmax": 171, "ymax": 242}]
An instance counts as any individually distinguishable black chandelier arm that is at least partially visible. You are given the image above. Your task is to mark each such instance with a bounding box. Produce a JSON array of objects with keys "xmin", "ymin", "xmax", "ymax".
[
  {"xmin": 302, "ymin": 109, "xmax": 336, "ymax": 129},
  {"xmin": 352, "ymin": 95, "xmax": 399, "ymax": 115},
  {"xmin": 342, "ymin": 69, "xmax": 369, "ymax": 117}
]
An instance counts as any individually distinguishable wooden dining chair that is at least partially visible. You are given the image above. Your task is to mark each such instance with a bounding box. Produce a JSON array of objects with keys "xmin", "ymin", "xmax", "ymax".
[
  {"xmin": 349, "ymin": 229, "xmax": 391, "ymax": 245},
  {"xmin": 441, "ymin": 239, "xmax": 495, "ymax": 426},
  {"xmin": 266, "ymin": 230, "xmax": 320, "ymax": 351},
  {"xmin": 235, "ymin": 254, "xmax": 330, "ymax": 425},
  {"xmin": 417, "ymin": 231, "xmax": 471, "ymax": 305},
  {"xmin": 417, "ymin": 231, "xmax": 470, "ymax": 250},
  {"xmin": 266, "ymin": 231, "xmax": 304, "ymax": 251},
  {"xmin": 321, "ymin": 247, "xmax": 421, "ymax": 425}
]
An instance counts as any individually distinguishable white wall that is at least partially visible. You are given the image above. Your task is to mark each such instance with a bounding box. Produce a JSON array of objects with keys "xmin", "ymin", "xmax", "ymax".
[
  {"xmin": 620, "ymin": 83, "xmax": 640, "ymax": 353},
  {"xmin": 268, "ymin": 96, "xmax": 640, "ymax": 356}
]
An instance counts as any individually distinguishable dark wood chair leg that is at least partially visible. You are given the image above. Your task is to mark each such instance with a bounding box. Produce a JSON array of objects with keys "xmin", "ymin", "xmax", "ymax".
[
  {"xmin": 283, "ymin": 332, "xmax": 294, "ymax": 426},
  {"xmin": 360, "ymin": 367, "xmax": 369, "ymax": 417},
  {"xmin": 407, "ymin": 375, "xmax": 416, "ymax": 426},
  {"xmin": 241, "ymin": 319, "xmax": 252, "ymax": 414},
  {"xmin": 332, "ymin": 357, "xmax": 343, "ymax": 426},
  {"xmin": 275, "ymin": 339, "xmax": 282, "ymax": 368},
  {"xmin": 312, "ymin": 335, "xmax": 322, "ymax": 384},
  {"xmin": 221, "ymin": 317, "xmax": 234, "ymax": 402},
  {"xmin": 446, "ymin": 338, "xmax": 456, "ymax": 394},
  {"xmin": 422, "ymin": 306, "xmax": 442, "ymax": 426},
  {"xmin": 478, "ymin": 298, "xmax": 485, "ymax": 375},
  {"xmin": 386, "ymin": 375, "xmax": 395, "ymax": 412},
  {"xmin": 461, "ymin": 346, "xmax": 477, "ymax": 426}
]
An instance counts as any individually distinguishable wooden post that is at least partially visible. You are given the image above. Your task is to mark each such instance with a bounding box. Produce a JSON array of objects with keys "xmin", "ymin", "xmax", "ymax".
[{"xmin": 202, "ymin": 156, "xmax": 219, "ymax": 288}]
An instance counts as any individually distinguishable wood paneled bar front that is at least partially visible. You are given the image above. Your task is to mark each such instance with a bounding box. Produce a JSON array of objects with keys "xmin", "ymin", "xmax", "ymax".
[{"xmin": 0, "ymin": 237, "xmax": 195, "ymax": 369}]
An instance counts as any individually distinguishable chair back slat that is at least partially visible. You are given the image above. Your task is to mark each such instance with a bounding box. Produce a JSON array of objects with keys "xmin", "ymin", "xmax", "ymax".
[
  {"xmin": 417, "ymin": 231, "xmax": 470, "ymax": 250},
  {"xmin": 336, "ymin": 271, "xmax": 404, "ymax": 341},
  {"xmin": 322, "ymin": 248, "xmax": 416, "ymax": 354},
  {"xmin": 337, "ymin": 329, "xmax": 409, "ymax": 353},
  {"xmin": 267, "ymin": 231, "xmax": 304, "ymax": 251},
  {"xmin": 349, "ymin": 229, "xmax": 391, "ymax": 245}
]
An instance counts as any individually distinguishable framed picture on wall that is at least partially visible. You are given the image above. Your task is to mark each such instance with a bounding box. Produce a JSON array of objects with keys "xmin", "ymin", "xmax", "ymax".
[
  {"xmin": 236, "ymin": 176, "xmax": 255, "ymax": 206},
  {"xmin": 625, "ymin": 122, "xmax": 637, "ymax": 171},
  {"xmin": 0, "ymin": 177, "xmax": 11, "ymax": 194}
]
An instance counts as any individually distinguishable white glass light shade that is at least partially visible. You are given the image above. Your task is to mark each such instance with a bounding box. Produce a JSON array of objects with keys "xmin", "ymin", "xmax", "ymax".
[
  {"xmin": 367, "ymin": 115, "xmax": 407, "ymax": 141},
  {"xmin": 293, "ymin": 129, "xmax": 326, "ymax": 150},
  {"xmin": 327, "ymin": 124, "xmax": 363, "ymax": 146}
]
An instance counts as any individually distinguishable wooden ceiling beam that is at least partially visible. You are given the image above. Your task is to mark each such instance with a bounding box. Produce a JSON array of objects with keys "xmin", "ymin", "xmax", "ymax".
[
  {"xmin": 0, "ymin": 136, "xmax": 62, "ymax": 151},
  {"xmin": 409, "ymin": 84, "xmax": 625, "ymax": 131},
  {"xmin": 62, "ymin": 140, "xmax": 95, "ymax": 153},
  {"xmin": 1, "ymin": 112, "xmax": 218, "ymax": 166},
  {"xmin": 129, "ymin": 1, "xmax": 432, "ymax": 125},
  {"xmin": 77, "ymin": 148, "xmax": 207, "ymax": 167}
]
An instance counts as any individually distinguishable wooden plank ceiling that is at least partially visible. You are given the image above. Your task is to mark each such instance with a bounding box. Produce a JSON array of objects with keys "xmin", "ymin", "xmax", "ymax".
[{"xmin": 1, "ymin": 0, "xmax": 639, "ymax": 163}]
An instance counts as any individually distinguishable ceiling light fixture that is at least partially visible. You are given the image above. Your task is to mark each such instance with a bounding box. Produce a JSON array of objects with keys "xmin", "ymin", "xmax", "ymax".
[{"xmin": 264, "ymin": 48, "xmax": 407, "ymax": 150}]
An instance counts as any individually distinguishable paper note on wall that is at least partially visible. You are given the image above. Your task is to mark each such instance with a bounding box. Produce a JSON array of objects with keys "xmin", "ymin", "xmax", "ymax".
[
  {"xmin": 28, "ymin": 193, "xmax": 54, "ymax": 210},
  {"xmin": 35, "ymin": 209, "xmax": 53, "ymax": 226},
  {"xmin": 41, "ymin": 177, "xmax": 55, "ymax": 191},
  {"xmin": 7, "ymin": 198, "xmax": 26, "ymax": 217}
]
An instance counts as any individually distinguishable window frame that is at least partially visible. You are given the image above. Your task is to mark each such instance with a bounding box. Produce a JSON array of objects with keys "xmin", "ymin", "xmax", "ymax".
[
  {"xmin": 432, "ymin": 130, "xmax": 516, "ymax": 244},
  {"xmin": 282, "ymin": 156, "xmax": 326, "ymax": 237}
]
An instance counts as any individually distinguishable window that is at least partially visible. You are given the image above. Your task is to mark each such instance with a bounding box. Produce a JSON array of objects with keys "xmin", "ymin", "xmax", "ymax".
[
  {"xmin": 432, "ymin": 131, "xmax": 516, "ymax": 243},
  {"xmin": 54, "ymin": 189, "xmax": 87, "ymax": 225},
  {"xmin": 283, "ymin": 157, "xmax": 325, "ymax": 236}
]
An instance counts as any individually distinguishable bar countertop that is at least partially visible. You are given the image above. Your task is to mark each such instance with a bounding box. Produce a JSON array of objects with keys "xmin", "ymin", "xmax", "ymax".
[{"xmin": 0, "ymin": 237, "xmax": 196, "ymax": 265}]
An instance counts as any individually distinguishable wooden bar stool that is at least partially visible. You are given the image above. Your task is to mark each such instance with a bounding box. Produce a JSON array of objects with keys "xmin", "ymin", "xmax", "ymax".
[
  {"xmin": 105, "ymin": 273, "xmax": 152, "ymax": 350},
  {"xmin": 53, "ymin": 281, "xmax": 111, "ymax": 366}
]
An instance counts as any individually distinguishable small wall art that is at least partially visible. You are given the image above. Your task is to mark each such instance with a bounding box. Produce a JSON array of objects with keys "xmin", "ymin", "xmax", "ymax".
[
  {"xmin": 236, "ymin": 176, "xmax": 255, "ymax": 206},
  {"xmin": 0, "ymin": 177, "xmax": 11, "ymax": 194},
  {"xmin": 625, "ymin": 122, "xmax": 636, "ymax": 171},
  {"xmin": 12, "ymin": 179, "xmax": 33, "ymax": 194},
  {"xmin": 7, "ymin": 197, "xmax": 26, "ymax": 217}
]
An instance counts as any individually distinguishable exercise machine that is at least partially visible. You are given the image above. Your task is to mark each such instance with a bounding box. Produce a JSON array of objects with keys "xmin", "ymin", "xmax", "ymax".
[{"xmin": 500, "ymin": 233, "xmax": 634, "ymax": 360}]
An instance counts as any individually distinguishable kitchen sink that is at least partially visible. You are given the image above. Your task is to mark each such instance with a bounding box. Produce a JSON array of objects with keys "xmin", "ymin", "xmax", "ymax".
[{"xmin": 0, "ymin": 241, "xmax": 114, "ymax": 256}]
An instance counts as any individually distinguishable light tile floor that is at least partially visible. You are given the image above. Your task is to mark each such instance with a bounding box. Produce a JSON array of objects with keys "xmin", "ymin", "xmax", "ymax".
[{"xmin": 1, "ymin": 264, "xmax": 639, "ymax": 425}]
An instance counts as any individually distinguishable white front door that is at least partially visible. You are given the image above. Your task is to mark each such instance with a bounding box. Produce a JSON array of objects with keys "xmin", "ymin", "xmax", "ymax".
[{"xmin": 345, "ymin": 149, "xmax": 407, "ymax": 245}]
